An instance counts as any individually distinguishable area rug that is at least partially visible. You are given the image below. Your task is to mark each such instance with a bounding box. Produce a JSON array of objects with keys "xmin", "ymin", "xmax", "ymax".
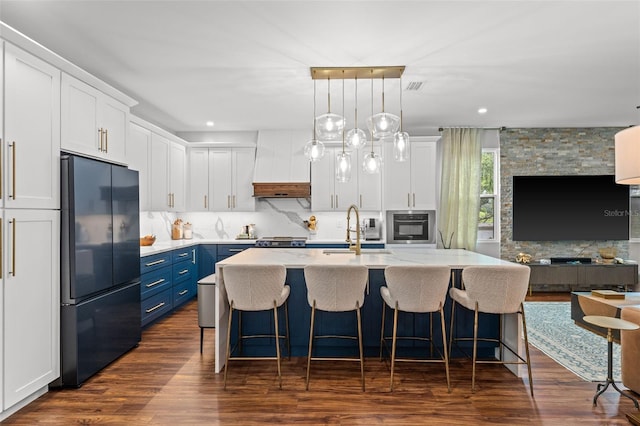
[{"xmin": 523, "ymin": 301, "xmax": 620, "ymax": 382}]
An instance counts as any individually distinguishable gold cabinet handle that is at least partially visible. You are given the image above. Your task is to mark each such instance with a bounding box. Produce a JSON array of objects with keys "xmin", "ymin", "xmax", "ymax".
[
  {"xmin": 359, "ymin": 194, "xmax": 363, "ymax": 208},
  {"xmin": 168, "ymin": 193, "xmax": 171, "ymax": 208},
  {"xmin": 407, "ymin": 193, "xmax": 411, "ymax": 208},
  {"xmin": 330, "ymin": 194, "xmax": 333, "ymax": 209},
  {"xmin": 227, "ymin": 195, "xmax": 230, "ymax": 209},
  {"xmin": 10, "ymin": 218, "xmax": 15, "ymax": 277},
  {"xmin": 232, "ymin": 195, "xmax": 236, "ymax": 209},
  {"xmin": 9, "ymin": 142, "xmax": 16, "ymax": 200},
  {"xmin": 335, "ymin": 194, "xmax": 339, "ymax": 209},
  {"xmin": 413, "ymin": 193, "xmax": 416, "ymax": 207},
  {"xmin": 104, "ymin": 128, "xmax": 108, "ymax": 153},
  {"xmin": 204, "ymin": 195, "xmax": 207, "ymax": 209}
]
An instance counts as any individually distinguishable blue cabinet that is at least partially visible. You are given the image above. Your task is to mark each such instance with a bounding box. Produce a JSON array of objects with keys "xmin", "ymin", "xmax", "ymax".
[
  {"xmin": 140, "ymin": 246, "xmax": 198, "ymax": 327},
  {"xmin": 198, "ymin": 244, "xmax": 217, "ymax": 280}
]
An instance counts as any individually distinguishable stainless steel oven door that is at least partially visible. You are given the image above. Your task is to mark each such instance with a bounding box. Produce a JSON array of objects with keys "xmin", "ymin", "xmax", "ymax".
[{"xmin": 386, "ymin": 210, "xmax": 436, "ymax": 244}]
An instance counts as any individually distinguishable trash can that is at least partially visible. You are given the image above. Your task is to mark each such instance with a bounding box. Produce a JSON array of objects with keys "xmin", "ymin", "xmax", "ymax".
[{"xmin": 197, "ymin": 273, "xmax": 216, "ymax": 354}]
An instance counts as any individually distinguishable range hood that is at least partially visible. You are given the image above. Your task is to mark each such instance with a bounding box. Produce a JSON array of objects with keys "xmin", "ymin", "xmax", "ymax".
[{"xmin": 253, "ymin": 130, "xmax": 311, "ymax": 198}]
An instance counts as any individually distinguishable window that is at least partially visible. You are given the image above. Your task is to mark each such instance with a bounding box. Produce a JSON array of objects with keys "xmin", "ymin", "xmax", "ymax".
[{"xmin": 478, "ymin": 149, "xmax": 498, "ymax": 240}]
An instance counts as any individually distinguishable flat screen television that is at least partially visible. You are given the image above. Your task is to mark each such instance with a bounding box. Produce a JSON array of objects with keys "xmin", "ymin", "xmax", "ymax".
[{"xmin": 512, "ymin": 175, "xmax": 630, "ymax": 241}]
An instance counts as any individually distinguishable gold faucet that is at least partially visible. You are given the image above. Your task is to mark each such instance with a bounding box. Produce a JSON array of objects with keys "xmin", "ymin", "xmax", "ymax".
[{"xmin": 346, "ymin": 204, "xmax": 361, "ymax": 255}]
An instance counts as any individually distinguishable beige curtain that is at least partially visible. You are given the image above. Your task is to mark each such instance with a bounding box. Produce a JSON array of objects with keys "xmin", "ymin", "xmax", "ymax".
[{"xmin": 438, "ymin": 128, "xmax": 482, "ymax": 251}]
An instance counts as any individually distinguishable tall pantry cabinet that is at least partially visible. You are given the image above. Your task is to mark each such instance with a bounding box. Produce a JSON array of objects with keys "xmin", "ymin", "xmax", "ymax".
[{"xmin": 0, "ymin": 41, "xmax": 61, "ymax": 419}]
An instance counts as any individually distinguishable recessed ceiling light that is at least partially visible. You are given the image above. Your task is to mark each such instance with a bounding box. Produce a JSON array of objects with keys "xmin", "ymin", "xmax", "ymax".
[
  {"xmin": 477, "ymin": 107, "xmax": 488, "ymax": 114},
  {"xmin": 206, "ymin": 121, "xmax": 215, "ymax": 127}
]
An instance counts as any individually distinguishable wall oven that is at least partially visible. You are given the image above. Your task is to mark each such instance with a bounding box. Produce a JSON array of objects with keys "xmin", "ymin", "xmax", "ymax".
[{"xmin": 386, "ymin": 210, "xmax": 436, "ymax": 244}]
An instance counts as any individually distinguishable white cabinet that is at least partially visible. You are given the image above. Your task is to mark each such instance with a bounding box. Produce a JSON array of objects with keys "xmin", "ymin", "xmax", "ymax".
[
  {"xmin": 187, "ymin": 148, "xmax": 210, "ymax": 211},
  {"xmin": 127, "ymin": 123, "xmax": 151, "ymax": 211},
  {"xmin": 3, "ymin": 43, "xmax": 60, "ymax": 210},
  {"xmin": 61, "ymin": 73, "xmax": 129, "ymax": 164},
  {"xmin": 209, "ymin": 148, "xmax": 255, "ymax": 211},
  {"xmin": 150, "ymin": 133, "xmax": 185, "ymax": 211},
  {"xmin": 383, "ymin": 139, "xmax": 437, "ymax": 210},
  {"xmin": 2, "ymin": 209, "xmax": 59, "ymax": 411},
  {"xmin": 311, "ymin": 146, "xmax": 382, "ymax": 212}
]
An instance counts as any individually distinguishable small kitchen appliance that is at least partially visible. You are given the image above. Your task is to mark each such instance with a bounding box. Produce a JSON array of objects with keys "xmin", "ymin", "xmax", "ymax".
[{"xmin": 363, "ymin": 218, "xmax": 381, "ymax": 240}]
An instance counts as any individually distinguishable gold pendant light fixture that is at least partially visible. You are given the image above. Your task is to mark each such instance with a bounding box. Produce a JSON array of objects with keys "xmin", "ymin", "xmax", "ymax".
[
  {"xmin": 363, "ymin": 73, "xmax": 382, "ymax": 174},
  {"xmin": 315, "ymin": 76, "xmax": 345, "ymax": 141},
  {"xmin": 345, "ymin": 76, "xmax": 367, "ymax": 149},
  {"xmin": 393, "ymin": 76, "xmax": 410, "ymax": 162},
  {"xmin": 304, "ymin": 75, "xmax": 326, "ymax": 162},
  {"xmin": 367, "ymin": 75, "xmax": 400, "ymax": 139},
  {"xmin": 308, "ymin": 66, "xmax": 407, "ymax": 176}
]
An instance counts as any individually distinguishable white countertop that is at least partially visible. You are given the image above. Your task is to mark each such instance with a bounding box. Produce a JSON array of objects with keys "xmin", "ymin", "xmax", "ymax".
[{"xmin": 217, "ymin": 247, "xmax": 513, "ymax": 269}]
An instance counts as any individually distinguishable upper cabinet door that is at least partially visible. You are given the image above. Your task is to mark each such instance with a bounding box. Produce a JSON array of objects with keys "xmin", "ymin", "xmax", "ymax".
[
  {"xmin": 99, "ymin": 96, "xmax": 129, "ymax": 164},
  {"xmin": 149, "ymin": 133, "xmax": 170, "ymax": 211},
  {"xmin": 4, "ymin": 43, "xmax": 60, "ymax": 210},
  {"xmin": 209, "ymin": 149, "xmax": 233, "ymax": 211},
  {"xmin": 169, "ymin": 143, "xmax": 185, "ymax": 212},
  {"xmin": 127, "ymin": 123, "xmax": 151, "ymax": 211},
  {"xmin": 188, "ymin": 148, "xmax": 210, "ymax": 211},
  {"xmin": 61, "ymin": 73, "xmax": 129, "ymax": 164}
]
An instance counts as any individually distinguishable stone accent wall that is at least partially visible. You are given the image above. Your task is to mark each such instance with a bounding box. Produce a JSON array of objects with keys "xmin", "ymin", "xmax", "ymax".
[{"xmin": 500, "ymin": 127, "xmax": 629, "ymax": 270}]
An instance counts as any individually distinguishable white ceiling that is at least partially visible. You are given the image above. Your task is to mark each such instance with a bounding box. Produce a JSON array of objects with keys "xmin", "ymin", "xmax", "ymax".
[{"xmin": 1, "ymin": 0, "xmax": 639, "ymax": 138}]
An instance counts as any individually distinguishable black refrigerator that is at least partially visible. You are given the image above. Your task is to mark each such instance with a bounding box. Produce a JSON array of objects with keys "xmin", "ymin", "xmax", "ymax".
[{"xmin": 59, "ymin": 154, "xmax": 141, "ymax": 387}]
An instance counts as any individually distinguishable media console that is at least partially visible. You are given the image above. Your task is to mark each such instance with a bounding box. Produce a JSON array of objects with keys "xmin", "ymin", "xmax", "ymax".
[{"xmin": 528, "ymin": 262, "xmax": 638, "ymax": 292}]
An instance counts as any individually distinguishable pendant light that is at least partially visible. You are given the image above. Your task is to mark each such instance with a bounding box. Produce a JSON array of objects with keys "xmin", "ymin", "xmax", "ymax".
[
  {"xmin": 304, "ymin": 76, "xmax": 325, "ymax": 162},
  {"xmin": 345, "ymin": 76, "xmax": 367, "ymax": 149},
  {"xmin": 367, "ymin": 75, "xmax": 400, "ymax": 139},
  {"xmin": 393, "ymin": 77, "xmax": 410, "ymax": 161},
  {"xmin": 336, "ymin": 75, "xmax": 351, "ymax": 182},
  {"xmin": 363, "ymin": 75, "xmax": 382, "ymax": 174},
  {"xmin": 315, "ymin": 76, "xmax": 344, "ymax": 141}
]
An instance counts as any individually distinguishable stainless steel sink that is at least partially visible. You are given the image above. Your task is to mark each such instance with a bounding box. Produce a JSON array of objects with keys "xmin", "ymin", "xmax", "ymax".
[{"xmin": 322, "ymin": 249, "xmax": 392, "ymax": 255}]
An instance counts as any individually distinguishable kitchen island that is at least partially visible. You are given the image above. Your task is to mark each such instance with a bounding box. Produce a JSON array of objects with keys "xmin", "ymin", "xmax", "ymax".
[{"xmin": 214, "ymin": 247, "xmax": 524, "ymax": 375}]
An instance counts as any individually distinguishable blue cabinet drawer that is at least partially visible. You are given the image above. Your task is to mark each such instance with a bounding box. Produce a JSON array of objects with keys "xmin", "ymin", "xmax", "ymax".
[
  {"xmin": 173, "ymin": 280, "xmax": 197, "ymax": 308},
  {"xmin": 141, "ymin": 288, "xmax": 173, "ymax": 327},
  {"xmin": 217, "ymin": 244, "xmax": 252, "ymax": 259},
  {"xmin": 141, "ymin": 267, "xmax": 173, "ymax": 299},
  {"xmin": 140, "ymin": 252, "xmax": 172, "ymax": 275},
  {"xmin": 172, "ymin": 247, "xmax": 196, "ymax": 263},
  {"xmin": 173, "ymin": 258, "xmax": 194, "ymax": 283}
]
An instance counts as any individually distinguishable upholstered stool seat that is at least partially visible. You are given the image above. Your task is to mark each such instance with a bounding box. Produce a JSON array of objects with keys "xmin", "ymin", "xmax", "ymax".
[
  {"xmin": 303, "ymin": 265, "xmax": 369, "ymax": 391},
  {"xmin": 222, "ymin": 264, "xmax": 290, "ymax": 389},
  {"xmin": 449, "ymin": 264, "xmax": 533, "ymax": 396},
  {"xmin": 380, "ymin": 265, "xmax": 452, "ymax": 392}
]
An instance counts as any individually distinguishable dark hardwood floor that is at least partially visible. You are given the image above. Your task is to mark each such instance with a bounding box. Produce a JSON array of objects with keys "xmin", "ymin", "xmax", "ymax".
[{"xmin": 2, "ymin": 293, "xmax": 638, "ymax": 425}]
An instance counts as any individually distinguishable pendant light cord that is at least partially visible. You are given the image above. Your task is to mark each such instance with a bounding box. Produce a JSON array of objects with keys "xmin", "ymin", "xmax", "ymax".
[
  {"xmin": 342, "ymin": 70, "xmax": 346, "ymax": 153},
  {"xmin": 370, "ymin": 70, "xmax": 375, "ymax": 154}
]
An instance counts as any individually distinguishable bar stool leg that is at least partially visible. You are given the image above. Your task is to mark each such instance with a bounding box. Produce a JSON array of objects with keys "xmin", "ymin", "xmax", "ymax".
[
  {"xmin": 390, "ymin": 303, "xmax": 399, "ymax": 392},
  {"xmin": 223, "ymin": 303, "xmax": 234, "ymax": 390},
  {"xmin": 356, "ymin": 302, "xmax": 365, "ymax": 392},
  {"xmin": 273, "ymin": 301, "xmax": 282, "ymax": 390},
  {"xmin": 379, "ymin": 303, "xmax": 387, "ymax": 361},
  {"xmin": 306, "ymin": 301, "xmax": 316, "ymax": 391},
  {"xmin": 439, "ymin": 305, "xmax": 451, "ymax": 393}
]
